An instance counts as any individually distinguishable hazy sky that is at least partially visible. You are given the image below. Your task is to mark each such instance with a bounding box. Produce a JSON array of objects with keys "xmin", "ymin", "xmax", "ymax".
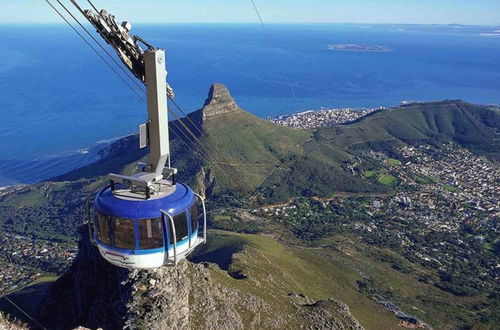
[{"xmin": 1, "ymin": 0, "xmax": 499, "ymax": 25}]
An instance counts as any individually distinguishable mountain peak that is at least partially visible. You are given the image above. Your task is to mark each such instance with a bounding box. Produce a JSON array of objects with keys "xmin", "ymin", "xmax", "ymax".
[{"xmin": 202, "ymin": 83, "xmax": 240, "ymax": 120}]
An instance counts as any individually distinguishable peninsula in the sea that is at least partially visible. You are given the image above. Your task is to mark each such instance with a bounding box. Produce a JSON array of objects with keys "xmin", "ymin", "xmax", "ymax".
[{"xmin": 328, "ymin": 43, "xmax": 392, "ymax": 52}]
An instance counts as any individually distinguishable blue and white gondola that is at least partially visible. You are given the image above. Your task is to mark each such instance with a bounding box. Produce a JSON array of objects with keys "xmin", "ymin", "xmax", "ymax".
[{"xmin": 89, "ymin": 182, "xmax": 206, "ymax": 269}]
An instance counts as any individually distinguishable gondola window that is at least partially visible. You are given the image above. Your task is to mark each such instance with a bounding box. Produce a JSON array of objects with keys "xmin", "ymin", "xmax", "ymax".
[
  {"xmin": 97, "ymin": 213, "xmax": 111, "ymax": 245},
  {"xmin": 139, "ymin": 218, "xmax": 164, "ymax": 249},
  {"xmin": 113, "ymin": 218, "xmax": 135, "ymax": 249},
  {"xmin": 191, "ymin": 204, "xmax": 199, "ymax": 232}
]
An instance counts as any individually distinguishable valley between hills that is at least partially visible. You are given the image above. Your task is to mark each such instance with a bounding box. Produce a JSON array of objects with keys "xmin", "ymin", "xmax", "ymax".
[{"xmin": 0, "ymin": 84, "xmax": 499, "ymax": 329}]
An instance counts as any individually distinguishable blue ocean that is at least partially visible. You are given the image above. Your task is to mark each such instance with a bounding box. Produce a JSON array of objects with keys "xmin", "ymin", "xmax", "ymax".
[{"xmin": 1, "ymin": 23, "xmax": 500, "ymax": 186}]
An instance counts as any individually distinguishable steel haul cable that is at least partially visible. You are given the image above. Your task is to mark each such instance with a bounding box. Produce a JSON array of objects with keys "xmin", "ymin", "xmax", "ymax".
[
  {"xmin": 249, "ymin": 0, "xmax": 300, "ymax": 107},
  {"xmin": 2, "ymin": 296, "xmax": 48, "ymax": 330},
  {"xmin": 86, "ymin": 0, "xmax": 99, "ymax": 13},
  {"xmin": 43, "ymin": 0, "xmax": 146, "ymax": 105},
  {"xmin": 164, "ymin": 113, "xmax": 241, "ymax": 191},
  {"xmin": 55, "ymin": 0, "xmax": 147, "ymax": 95},
  {"xmin": 167, "ymin": 108, "xmax": 250, "ymax": 190},
  {"xmin": 167, "ymin": 103, "xmax": 252, "ymax": 191},
  {"xmin": 169, "ymin": 99, "xmax": 253, "ymax": 191}
]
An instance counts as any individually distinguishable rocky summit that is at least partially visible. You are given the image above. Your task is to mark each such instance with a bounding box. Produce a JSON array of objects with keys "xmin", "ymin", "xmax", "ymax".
[
  {"xmin": 202, "ymin": 83, "xmax": 240, "ymax": 120},
  {"xmin": 37, "ymin": 227, "xmax": 364, "ymax": 330}
]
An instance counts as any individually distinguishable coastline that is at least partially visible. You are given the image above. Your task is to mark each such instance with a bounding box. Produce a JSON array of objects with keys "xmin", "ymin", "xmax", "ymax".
[
  {"xmin": 1, "ymin": 100, "xmax": 498, "ymax": 188},
  {"xmin": 0, "ymin": 139, "xmax": 113, "ymax": 187}
]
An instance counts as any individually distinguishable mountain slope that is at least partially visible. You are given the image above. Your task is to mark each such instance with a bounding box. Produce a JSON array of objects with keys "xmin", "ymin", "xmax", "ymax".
[
  {"xmin": 317, "ymin": 100, "xmax": 500, "ymax": 156},
  {"xmin": 182, "ymin": 84, "xmax": 390, "ymax": 199},
  {"xmin": 198, "ymin": 84, "xmax": 311, "ymax": 192},
  {"xmin": 46, "ymin": 86, "xmax": 500, "ymax": 202}
]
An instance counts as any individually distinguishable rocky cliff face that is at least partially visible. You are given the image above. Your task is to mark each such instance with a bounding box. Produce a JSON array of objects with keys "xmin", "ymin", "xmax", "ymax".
[
  {"xmin": 38, "ymin": 227, "xmax": 364, "ymax": 330},
  {"xmin": 0, "ymin": 313, "xmax": 27, "ymax": 330},
  {"xmin": 202, "ymin": 83, "xmax": 240, "ymax": 120}
]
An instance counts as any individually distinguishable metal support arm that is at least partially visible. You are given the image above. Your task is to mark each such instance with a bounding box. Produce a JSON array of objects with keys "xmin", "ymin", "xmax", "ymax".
[
  {"xmin": 161, "ymin": 209, "xmax": 177, "ymax": 266},
  {"xmin": 194, "ymin": 193, "xmax": 207, "ymax": 243}
]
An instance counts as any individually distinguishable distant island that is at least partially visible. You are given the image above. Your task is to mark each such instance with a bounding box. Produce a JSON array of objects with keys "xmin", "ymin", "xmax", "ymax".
[{"xmin": 328, "ymin": 43, "xmax": 392, "ymax": 52}]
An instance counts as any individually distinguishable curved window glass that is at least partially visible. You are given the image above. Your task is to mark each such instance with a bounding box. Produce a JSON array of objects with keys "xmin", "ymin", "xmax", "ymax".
[
  {"xmin": 168, "ymin": 212, "xmax": 188, "ymax": 243},
  {"xmin": 139, "ymin": 218, "xmax": 164, "ymax": 250},
  {"xmin": 96, "ymin": 213, "xmax": 111, "ymax": 245},
  {"xmin": 112, "ymin": 218, "xmax": 135, "ymax": 250},
  {"xmin": 191, "ymin": 204, "xmax": 199, "ymax": 233}
]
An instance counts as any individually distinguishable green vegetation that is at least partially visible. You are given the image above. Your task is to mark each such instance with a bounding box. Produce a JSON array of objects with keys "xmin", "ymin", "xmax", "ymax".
[
  {"xmin": 0, "ymin": 181, "xmax": 93, "ymax": 241},
  {"xmin": 45, "ymin": 100, "xmax": 500, "ymax": 204},
  {"xmin": 201, "ymin": 107, "xmax": 310, "ymax": 192},
  {"xmin": 363, "ymin": 170, "xmax": 376, "ymax": 178},
  {"xmin": 193, "ymin": 231, "xmax": 401, "ymax": 329},
  {"xmin": 443, "ymin": 184, "xmax": 459, "ymax": 192},
  {"xmin": 387, "ymin": 158, "xmax": 401, "ymax": 166},
  {"xmin": 192, "ymin": 229, "xmax": 496, "ymax": 329},
  {"xmin": 317, "ymin": 100, "xmax": 500, "ymax": 158},
  {"xmin": 259, "ymin": 196, "xmax": 499, "ymax": 329},
  {"xmin": 378, "ymin": 174, "xmax": 396, "ymax": 185},
  {"xmin": 209, "ymin": 212, "xmax": 266, "ymax": 234},
  {"xmin": 411, "ymin": 174, "xmax": 438, "ymax": 185},
  {"xmin": 363, "ymin": 169, "xmax": 397, "ymax": 186}
]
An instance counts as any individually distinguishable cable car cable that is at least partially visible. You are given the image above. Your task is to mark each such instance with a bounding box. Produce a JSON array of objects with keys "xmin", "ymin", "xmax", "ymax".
[
  {"xmin": 166, "ymin": 107, "xmax": 243, "ymax": 189},
  {"xmin": 167, "ymin": 105, "xmax": 251, "ymax": 191},
  {"xmin": 169, "ymin": 101, "xmax": 251, "ymax": 188},
  {"xmin": 86, "ymin": 0, "xmax": 100, "ymax": 13},
  {"xmin": 167, "ymin": 108, "xmax": 248, "ymax": 190},
  {"xmin": 168, "ymin": 117, "xmax": 247, "ymax": 193},
  {"xmin": 167, "ymin": 118, "xmax": 217, "ymax": 178},
  {"xmin": 55, "ymin": 0, "xmax": 147, "ymax": 95},
  {"xmin": 169, "ymin": 99, "xmax": 253, "ymax": 190},
  {"xmin": 167, "ymin": 114, "xmax": 238, "ymax": 191},
  {"xmin": 2, "ymin": 296, "xmax": 48, "ymax": 330},
  {"xmin": 43, "ymin": 0, "xmax": 146, "ymax": 105},
  {"xmin": 249, "ymin": 0, "xmax": 300, "ymax": 106}
]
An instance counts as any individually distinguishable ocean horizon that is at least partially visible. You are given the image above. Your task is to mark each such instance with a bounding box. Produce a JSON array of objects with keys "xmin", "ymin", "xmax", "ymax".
[{"xmin": 1, "ymin": 23, "xmax": 500, "ymax": 186}]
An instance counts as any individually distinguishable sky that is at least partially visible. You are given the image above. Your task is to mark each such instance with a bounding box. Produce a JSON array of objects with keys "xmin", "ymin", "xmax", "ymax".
[{"xmin": 0, "ymin": 0, "xmax": 499, "ymax": 25}]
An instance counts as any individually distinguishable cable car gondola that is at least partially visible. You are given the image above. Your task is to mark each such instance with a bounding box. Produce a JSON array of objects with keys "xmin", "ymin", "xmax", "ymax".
[
  {"xmin": 73, "ymin": 1, "xmax": 207, "ymax": 268},
  {"xmin": 91, "ymin": 180, "xmax": 206, "ymax": 268}
]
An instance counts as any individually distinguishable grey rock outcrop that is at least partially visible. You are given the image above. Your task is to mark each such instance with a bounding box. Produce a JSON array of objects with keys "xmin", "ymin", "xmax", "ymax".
[
  {"xmin": 37, "ymin": 227, "xmax": 279, "ymax": 330},
  {"xmin": 202, "ymin": 83, "xmax": 240, "ymax": 120},
  {"xmin": 0, "ymin": 312, "xmax": 27, "ymax": 330},
  {"xmin": 38, "ymin": 226, "xmax": 365, "ymax": 329}
]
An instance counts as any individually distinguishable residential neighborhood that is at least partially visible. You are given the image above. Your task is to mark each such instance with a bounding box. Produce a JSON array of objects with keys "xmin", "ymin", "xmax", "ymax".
[
  {"xmin": 0, "ymin": 232, "xmax": 77, "ymax": 294},
  {"xmin": 251, "ymin": 142, "xmax": 499, "ymax": 296},
  {"xmin": 269, "ymin": 107, "xmax": 380, "ymax": 129}
]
